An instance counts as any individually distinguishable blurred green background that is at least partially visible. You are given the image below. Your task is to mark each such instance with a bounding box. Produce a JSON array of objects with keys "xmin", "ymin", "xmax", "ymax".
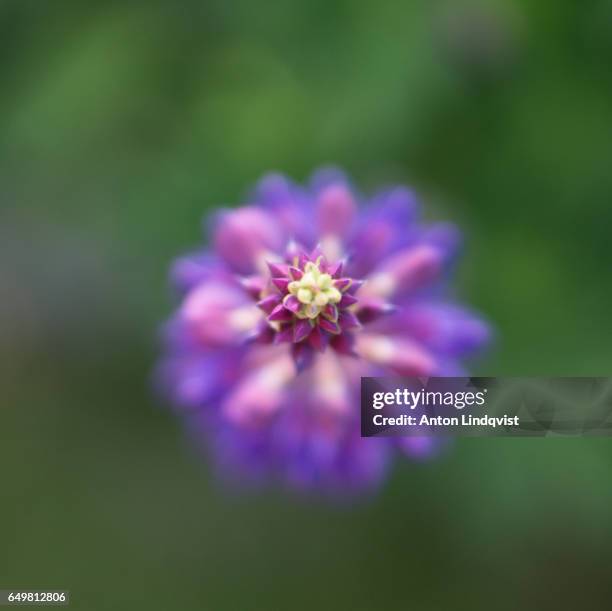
[{"xmin": 2, "ymin": 1, "xmax": 612, "ymax": 609}]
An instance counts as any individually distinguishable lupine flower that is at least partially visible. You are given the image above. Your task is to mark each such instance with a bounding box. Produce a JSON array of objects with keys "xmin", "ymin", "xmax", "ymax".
[{"xmin": 157, "ymin": 168, "xmax": 489, "ymax": 493}]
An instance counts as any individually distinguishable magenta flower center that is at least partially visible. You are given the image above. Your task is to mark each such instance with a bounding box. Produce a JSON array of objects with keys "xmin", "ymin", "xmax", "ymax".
[{"xmin": 257, "ymin": 248, "xmax": 362, "ymax": 347}]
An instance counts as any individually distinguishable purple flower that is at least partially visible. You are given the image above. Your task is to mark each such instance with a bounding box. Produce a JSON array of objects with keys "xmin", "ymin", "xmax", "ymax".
[{"xmin": 157, "ymin": 168, "xmax": 489, "ymax": 493}]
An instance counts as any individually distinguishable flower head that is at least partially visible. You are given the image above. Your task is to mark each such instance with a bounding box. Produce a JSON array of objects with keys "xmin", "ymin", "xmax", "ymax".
[{"xmin": 158, "ymin": 168, "xmax": 489, "ymax": 493}]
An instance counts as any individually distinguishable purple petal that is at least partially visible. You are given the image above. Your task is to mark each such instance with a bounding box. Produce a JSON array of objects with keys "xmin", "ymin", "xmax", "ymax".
[
  {"xmin": 291, "ymin": 342, "xmax": 315, "ymax": 372},
  {"xmin": 283, "ymin": 295, "xmax": 301, "ymax": 313},
  {"xmin": 244, "ymin": 323, "xmax": 275, "ymax": 345},
  {"xmin": 318, "ymin": 318, "xmax": 341, "ymax": 335},
  {"xmin": 339, "ymin": 310, "xmax": 362, "ymax": 331},
  {"xmin": 288, "ymin": 266, "xmax": 303, "ymax": 280},
  {"xmin": 347, "ymin": 186, "xmax": 419, "ymax": 276},
  {"xmin": 393, "ymin": 302, "xmax": 491, "ymax": 356},
  {"xmin": 257, "ymin": 294, "xmax": 282, "ymax": 313},
  {"xmin": 222, "ymin": 354, "xmax": 294, "ymax": 424},
  {"xmin": 268, "ymin": 261, "xmax": 289, "ymax": 278},
  {"xmin": 293, "ymin": 319, "xmax": 313, "ymax": 343},
  {"xmin": 321, "ymin": 304, "xmax": 339, "ymax": 322},
  {"xmin": 346, "ymin": 279, "xmax": 364, "ymax": 294},
  {"xmin": 156, "ymin": 350, "xmax": 241, "ymax": 410},
  {"xmin": 268, "ymin": 304, "xmax": 293, "ymax": 322},
  {"xmin": 212, "ymin": 207, "xmax": 283, "ymax": 274},
  {"xmin": 316, "ymin": 184, "xmax": 357, "ymax": 237},
  {"xmin": 170, "ymin": 251, "xmax": 218, "ymax": 294},
  {"xmin": 274, "ymin": 324, "xmax": 294, "ymax": 343},
  {"xmin": 307, "ymin": 325, "xmax": 326, "ymax": 351},
  {"xmin": 272, "ymin": 277, "xmax": 290, "ymax": 292},
  {"xmin": 367, "ymin": 245, "xmax": 442, "ymax": 298},
  {"xmin": 355, "ymin": 334, "xmax": 435, "ymax": 376},
  {"xmin": 329, "ymin": 332, "xmax": 357, "ymax": 356},
  {"xmin": 356, "ymin": 299, "xmax": 396, "ymax": 324},
  {"xmin": 333, "ymin": 278, "xmax": 352, "ymax": 292},
  {"xmin": 239, "ymin": 275, "xmax": 265, "ymax": 298},
  {"xmin": 309, "ymin": 244, "xmax": 324, "ymax": 262},
  {"xmin": 339, "ymin": 293, "xmax": 358, "ymax": 308},
  {"xmin": 328, "ymin": 260, "xmax": 344, "ymax": 278},
  {"xmin": 253, "ymin": 173, "xmax": 315, "ymax": 247},
  {"xmin": 181, "ymin": 282, "xmax": 260, "ymax": 347}
]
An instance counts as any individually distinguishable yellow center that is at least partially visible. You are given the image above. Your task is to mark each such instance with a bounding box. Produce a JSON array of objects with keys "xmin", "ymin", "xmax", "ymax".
[{"xmin": 285, "ymin": 261, "xmax": 342, "ymax": 320}]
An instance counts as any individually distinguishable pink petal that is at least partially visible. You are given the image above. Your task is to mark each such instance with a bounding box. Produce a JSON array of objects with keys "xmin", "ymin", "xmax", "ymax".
[
  {"xmin": 355, "ymin": 334, "xmax": 435, "ymax": 376},
  {"xmin": 316, "ymin": 184, "xmax": 357, "ymax": 237},
  {"xmin": 213, "ymin": 207, "xmax": 282, "ymax": 274},
  {"xmin": 366, "ymin": 245, "xmax": 442, "ymax": 298},
  {"xmin": 310, "ymin": 351, "xmax": 352, "ymax": 414},
  {"xmin": 239, "ymin": 275, "xmax": 265, "ymax": 298},
  {"xmin": 181, "ymin": 282, "xmax": 261, "ymax": 346},
  {"xmin": 223, "ymin": 354, "xmax": 294, "ymax": 424}
]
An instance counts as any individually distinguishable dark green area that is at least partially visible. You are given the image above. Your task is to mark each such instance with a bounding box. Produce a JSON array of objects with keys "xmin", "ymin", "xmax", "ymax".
[{"xmin": 1, "ymin": 1, "xmax": 612, "ymax": 609}]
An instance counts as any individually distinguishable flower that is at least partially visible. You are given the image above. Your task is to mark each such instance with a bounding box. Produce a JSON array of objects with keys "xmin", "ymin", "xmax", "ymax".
[{"xmin": 157, "ymin": 168, "xmax": 489, "ymax": 493}]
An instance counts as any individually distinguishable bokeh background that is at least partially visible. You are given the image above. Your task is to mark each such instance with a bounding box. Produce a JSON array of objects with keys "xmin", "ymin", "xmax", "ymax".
[{"xmin": 2, "ymin": 1, "xmax": 612, "ymax": 609}]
